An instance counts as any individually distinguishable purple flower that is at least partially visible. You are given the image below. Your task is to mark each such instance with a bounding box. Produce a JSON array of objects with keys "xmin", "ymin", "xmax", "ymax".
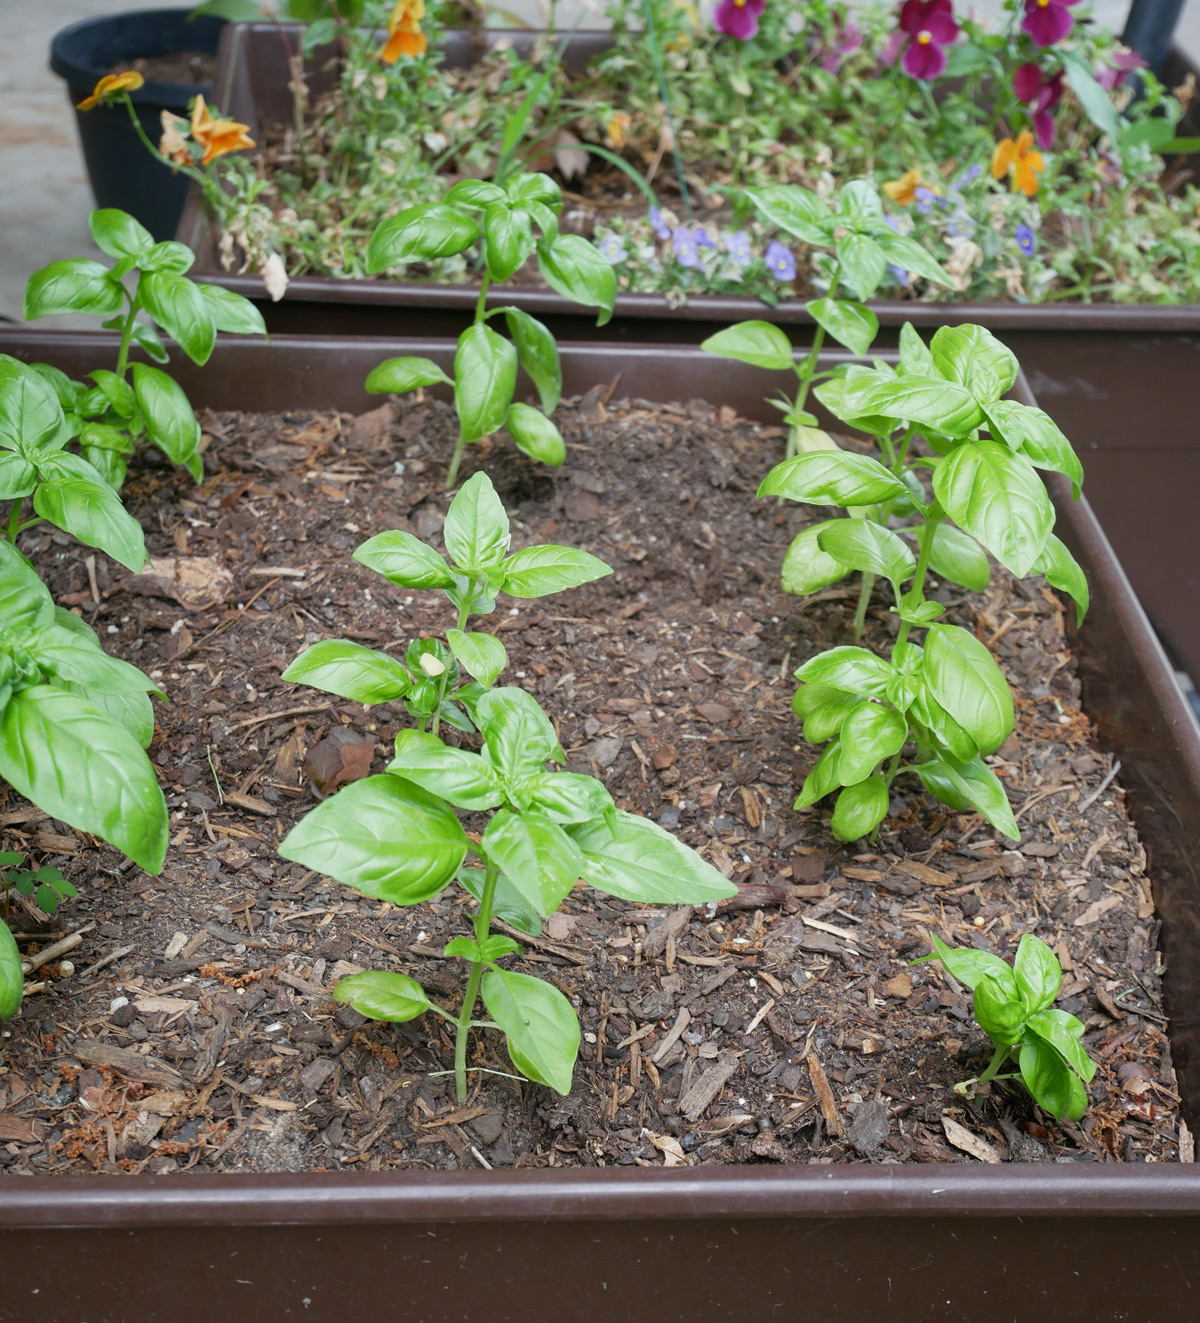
[
  {"xmin": 1014, "ymin": 63, "xmax": 1065, "ymax": 149},
  {"xmin": 726, "ymin": 230, "xmax": 753, "ymax": 265},
  {"xmin": 672, "ymin": 229, "xmax": 700, "ymax": 267},
  {"xmin": 898, "ymin": 0, "xmax": 959, "ymax": 81},
  {"xmin": 714, "ymin": 0, "xmax": 765, "ymax": 42},
  {"xmin": 914, "ymin": 185, "xmax": 942, "ymax": 214},
  {"xmin": 954, "ymin": 163, "xmax": 983, "ymax": 188},
  {"xmin": 1015, "ymin": 223, "xmax": 1036, "ymax": 255},
  {"xmin": 890, "ymin": 265, "xmax": 912, "ymax": 287},
  {"xmin": 1021, "ymin": 0, "xmax": 1080, "ymax": 49},
  {"xmin": 695, "ymin": 227, "xmax": 716, "ymax": 249},
  {"xmin": 819, "ymin": 17, "xmax": 863, "ymax": 72},
  {"xmin": 649, "ymin": 207, "xmax": 671, "ymax": 240},
  {"xmin": 765, "ymin": 241, "xmax": 796, "ymax": 281},
  {"xmin": 1096, "ymin": 49, "xmax": 1148, "ymax": 90}
]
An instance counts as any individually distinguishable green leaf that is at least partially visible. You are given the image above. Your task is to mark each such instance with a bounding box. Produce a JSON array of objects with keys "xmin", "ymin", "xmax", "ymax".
[
  {"xmin": 524, "ymin": 771, "xmax": 614, "ymax": 825},
  {"xmin": 747, "ymin": 185, "xmax": 831, "ymax": 245},
  {"xmin": 0, "ymin": 356, "xmax": 71, "ymax": 456},
  {"xmin": 830, "ymin": 775, "xmax": 890, "ymax": 841},
  {"xmin": 1018, "ymin": 1036, "xmax": 1089, "ymax": 1120},
  {"xmin": 836, "ymin": 701, "xmax": 908, "ymax": 784},
  {"xmin": 477, "ymin": 686, "xmax": 559, "ymax": 782},
  {"xmin": 282, "ymin": 639, "xmax": 410, "ymax": 704},
  {"xmin": 505, "ymin": 404, "xmax": 565, "ymax": 466},
  {"xmin": 836, "ymin": 234, "xmax": 888, "ymax": 301},
  {"xmin": 898, "ymin": 322, "xmax": 934, "ymax": 376},
  {"xmin": 813, "ymin": 370, "xmax": 902, "ymax": 439},
  {"xmin": 933, "ymin": 442, "xmax": 1054, "ymax": 577},
  {"xmin": 127, "ymin": 319, "xmax": 171, "ymax": 365},
  {"xmin": 389, "ymin": 740, "xmax": 504, "ymax": 811},
  {"xmin": 780, "ymin": 522, "xmax": 850, "ymax": 595},
  {"xmin": 483, "ymin": 203, "xmax": 535, "ymax": 283},
  {"xmin": 455, "ymin": 324, "xmax": 517, "ymax": 445},
  {"xmin": 1026, "ymin": 1007, "xmax": 1096, "ymax": 1084},
  {"xmin": 278, "ymin": 775, "xmax": 468, "ymax": 905},
  {"xmin": 59, "ymin": 681, "xmax": 154, "ymax": 748},
  {"xmin": 0, "ymin": 919, "xmax": 21, "ymax": 1022},
  {"xmin": 795, "ymin": 646, "xmax": 893, "ymax": 698},
  {"xmin": 0, "ymin": 453, "xmax": 37, "ymax": 501},
  {"xmin": 909, "ymin": 689, "xmax": 977, "ymax": 763},
  {"xmin": 482, "ymin": 809, "xmax": 583, "ymax": 914},
  {"xmin": 32, "ymin": 624, "xmax": 161, "ymax": 696},
  {"xmin": 924, "ymin": 624, "xmax": 1013, "ymax": 756},
  {"xmin": 816, "ymin": 519, "xmax": 915, "ymax": 592},
  {"xmin": 700, "ymin": 320, "xmax": 795, "ymax": 371},
  {"xmin": 140, "ymin": 272, "xmax": 216, "ymax": 367},
  {"xmin": 572, "ymin": 810, "xmax": 736, "ymax": 904},
  {"xmin": 197, "ymin": 284, "xmax": 267, "ymax": 336},
  {"xmin": 353, "ymin": 529, "xmax": 454, "ymax": 589},
  {"xmin": 365, "ymin": 203, "xmax": 480, "ymax": 271},
  {"xmin": 86, "ymin": 369, "xmax": 136, "ymax": 420},
  {"xmin": 918, "ymin": 932, "xmax": 1017, "ymax": 994},
  {"xmin": 930, "ymin": 325, "xmax": 1018, "ymax": 402},
  {"xmin": 505, "ymin": 173, "xmax": 563, "ymax": 211},
  {"xmin": 838, "ymin": 179, "xmax": 885, "ymax": 224},
  {"xmin": 23, "ymin": 260, "xmax": 123, "ymax": 319},
  {"xmin": 0, "ymin": 685, "xmax": 166, "ymax": 873},
  {"xmin": 89, "ymin": 209, "xmax": 154, "ymax": 262},
  {"xmin": 1034, "ymin": 534, "xmax": 1088, "ymax": 626},
  {"xmin": 758, "ymin": 452, "xmax": 906, "ymax": 507},
  {"xmin": 1013, "ymin": 933, "xmax": 1062, "ymax": 1015},
  {"xmin": 792, "ymin": 683, "xmax": 860, "ymax": 743},
  {"xmin": 131, "ymin": 364, "xmax": 202, "ymax": 475},
  {"xmin": 446, "ymin": 629, "xmax": 506, "ymax": 686},
  {"xmin": 333, "ymin": 970, "xmax": 432, "ymax": 1023},
  {"xmin": 501, "ymin": 544, "xmax": 611, "ymax": 598},
  {"xmin": 536, "ymin": 235, "xmax": 616, "ymax": 325},
  {"xmin": 364, "ymin": 356, "xmax": 452, "ymax": 397},
  {"xmin": 843, "ymin": 375, "xmax": 985, "ymax": 437},
  {"xmin": 806, "ymin": 299, "xmax": 878, "ymax": 357},
  {"xmin": 1061, "ymin": 50, "xmax": 1122, "ymax": 147},
  {"xmin": 446, "ymin": 180, "xmax": 507, "ymax": 209},
  {"xmin": 481, "ymin": 968, "xmax": 579, "ymax": 1095},
  {"xmin": 794, "ymin": 739, "xmax": 843, "ymax": 808},
  {"xmin": 926, "ymin": 523, "xmax": 990, "ymax": 592},
  {"xmin": 459, "ymin": 865, "xmax": 541, "ymax": 937},
  {"xmin": 874, "ymin": 231, "xmax": 953, "ymax": 289},
  {"xmin": 502, "ymin": 308, "xmax": 561, "ymax": 414},
  {"xmin": 916, "ymin": 753, "xmax": 1019, "ymax": 839},
  {"xmin": 973, "ymin": 974, "xmax": 1026, "ymax": 1045},
  {"xmin": 141, "ymin": 241, "xmax": 196, "ymax": 276},
  {"xmin": 32, "ymin": 452, "xmax": 147, "ymax": 572},
  {"xmin": 0, "ymin": 542, "xmax": 52, "ymax": 632},
  {"xmin": 444, "ymin": 471, "xmax": 511, "ymax": 571},
  {"xmin": 26, "ymin": 362, "xmax": 83, "ymax": 413},
  {"xmin": 984, "ymin": 400, "xmax": 1083, "ymax": 499}
]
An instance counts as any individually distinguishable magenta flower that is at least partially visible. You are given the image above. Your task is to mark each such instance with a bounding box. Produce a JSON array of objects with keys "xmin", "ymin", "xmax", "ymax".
[
  {"xmin": 1021, "ymin": 0, "xmax": 1080, "ymax": 48},
  {"xmin": 714, "ymin": 0, "xmax": 765, "ymax": 42},
  {"xmin": 898, "ymin": 0, "xmax": 958, "ymax": 81},
  {"xmin": 1096, "ymin": 49, "xmax": 1148, "ymax": 90},
  {"xmin": 819, "ymin": 16, "xmax": 864, "ymax": 72},
  {"xmin": 1013, "ymin": 62, "xmax": 1064, "ymax": 149}
]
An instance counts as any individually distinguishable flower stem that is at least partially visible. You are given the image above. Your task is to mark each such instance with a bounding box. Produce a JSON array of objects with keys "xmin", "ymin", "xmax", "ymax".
[{"xmin": 454, "ymin": 859, "xmax": 499, "ymax": 1103}]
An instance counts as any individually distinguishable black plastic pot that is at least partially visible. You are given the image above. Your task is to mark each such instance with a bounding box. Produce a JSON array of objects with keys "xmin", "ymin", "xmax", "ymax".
[
  {"xmin": 50, "ymin": 8, "xmax": 226, "ymax": 242},
  {"xmin": 0, "ymin": 329, "xmax": 1198, "ymax": 1321}
]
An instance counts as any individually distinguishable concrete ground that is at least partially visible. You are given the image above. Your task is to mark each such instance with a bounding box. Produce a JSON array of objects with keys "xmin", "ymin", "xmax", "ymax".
[{"xmin": 3, "ymin": 1, "xmax": 1198, "ymax": 323}]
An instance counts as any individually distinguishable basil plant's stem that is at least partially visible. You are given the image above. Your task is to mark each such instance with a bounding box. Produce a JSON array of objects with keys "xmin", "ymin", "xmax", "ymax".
[{"xmin": 454, "ymin": 859, "xmax": 500, "ymax": 1104}]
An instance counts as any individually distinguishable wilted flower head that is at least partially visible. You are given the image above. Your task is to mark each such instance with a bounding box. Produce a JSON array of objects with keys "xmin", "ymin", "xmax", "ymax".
[
  {"xmin": 898, "ymin": 0, "xmax": 959, "ymax": 80},
  {"xmin": 77, "ymin": 70, "xmax": 144, "ymax": 111},
  {"xmin": 604, "ymin": 112, "xmax": 632, "ymax": 150},
  {"xmin": 159, "ymin": 109, "xmax": 191, "ymax": 167},
  {"xmin": 1013, "ymin": 63, "xmax": 1065, "ymax": 149},
  {"xmin": 381, "ymin": 0, "xmax": 427, "ymax": 62},
  {"xmin": 714, "ymin": 0, "xmax": 765, "ymax": 42},
  {"xmin": 765, "ymin": 241, "xmax": 796, "ymax": 281},
  {"xmin": 1021, "ymin": 0, "xmax": 1080, "ymax": 48}
]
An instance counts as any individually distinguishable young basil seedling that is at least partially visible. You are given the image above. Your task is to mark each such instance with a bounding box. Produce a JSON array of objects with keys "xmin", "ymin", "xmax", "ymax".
[
  {"xmin": 916, "ymin": 932, "xmax": 1097, "ymax": 1120},
  {"xmin": 363, "ymin": 171, "xmax": 616, "ymax": 487},
  {"xmin": 279, "ymin": 471, "xmax": 736, "ymax": 1099}
]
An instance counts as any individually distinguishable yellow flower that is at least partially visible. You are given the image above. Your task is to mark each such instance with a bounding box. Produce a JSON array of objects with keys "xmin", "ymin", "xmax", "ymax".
[
  {"xmin": 604, "ymin": 112, "xmax": 632, "ymax": 150},
  {"xmin": 159, "ymin": 110, "xmax": 192, "ymax": 167},
  {"xmin": 991, "ymin": 130, "xmax": 1044, "ymax": 197},
  {"xmin": 188, "ymin": 94, "xmax": 255, "ymax": 166},
  {"xmin": 381, "ymin": 0, "xmax": 427, "ymax": 63},
  {"xmin": 76, "ymin": 71, "xmax": 144, "ymax": 111},
  {"xmin": 882, "ymin": 169, "xmax": 924, "ymax": 206}
]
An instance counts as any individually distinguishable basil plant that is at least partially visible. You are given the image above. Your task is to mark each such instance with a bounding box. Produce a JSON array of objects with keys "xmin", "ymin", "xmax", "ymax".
[
  {"xmin": 760, "ymin": 321, "xmax": 1087, "ymax": 843},
  {"xmin": 918, "ymin": 933, "xmax": 1097, "ymax": 1121},
  {"xmin": 22, "ymin": 208, "xmax": 266, "ymax": 496},
  {"xmin": 363, "ymin": 171, "xmax": 616, "ymax": 488},
  {"xmin": 280, "ymin": 473, "xmax": 735, "ymax": 1100},
  {"xmin": 703, "ymin": 180, "xmax": 952, "ymax": 467},
  {"xmin": 0, "ymin": 539, "xmax": 168, "ymax": 1022}
]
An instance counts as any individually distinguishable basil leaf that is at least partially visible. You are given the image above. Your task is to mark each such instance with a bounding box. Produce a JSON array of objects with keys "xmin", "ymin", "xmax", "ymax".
[
  {"xmin": 836, "ymin": 701, "xmax": 908, "ymax": 785},
  {"xmin": 23, "ymin": 260, "xmax": 123, "ymax": 319},
  {"xmin": 572, "ymin": 810, "xmax": 736, "ymax": 904},
  {"xmin": 793, "ymin": 684, "xmax": 861, "ymax": 743},
  {"xmin": 32, "ymin": 452, "xmax": 147, "ymax": 572},
  {"xmin": 282, "ymin": 639, "xmax": 411, "ymax": 704},
  {"xmin": 444, "ymin": 471, "xmax": 511, "ymax": 571},
  {"xmin": 197, "ymin": 284, "xmax": 267, "ymax": 336},
  {"xmin": 1018, "ymin": 1036, "xmax": 1089, "ymax": 1121},
  {"xmin": 536, "ymin": 234, "xmax": 616, "ymax": 325},
  {"xmin": 0, "ymin": 919, "xmax": 22, "ymax": 1021},
  {"xmin": 985, "ymin": 400, "xmax": 1083, "ymax": 499},
  {"xmin": 795, "ymin": 645, "xmax": 893, "ymax": 698},
  {"xmin": 483, "ymin": 203, "xmax": 536, "ymax": 283},
  {"xmin": 924, "ymin": 624, "xmax": 1014, "ymax": 756},
  {"xmin": 501, "ymin": 544, "xmax": 611, "ymax": 598},
  {"xmin": 131, "ymin": 364, "xmax": 203, "ymax": 479},
  {"xmin": 455, "ymin": 324, "xmax": 517, "ymax": 445},
  {"xmin": 794, "ymin": 739, "xmax": 843, "ymax": 808},
  {"xmin": 836, "ymin": 234, "xmax": 888, "ymax": 301},
  {"xmin": 973, "ymin": 974, "xmax": 1026, "ymax": 1045},
  {"xmin": 925, "ymin": 523, "xmax": 990, "ymax": 592},
  {"xmin": 0, "ymin": 356, "xmax": 72, "ymax": 456},
  {"xmin": 816, "ymin": 518, "xmax": 915, "ymax": 592},
  {"xmin": 389, "ymin": 739, "xmax": 504, "ymax": 811},
  {"xmin": 333, "ymin": 970, "xmax": 431, "ymax": 1023},
  {"xmin": 1013, "ymin": 933, "xmax": 1062, "ymax": 1015},
  {"xmin": 780, "ymin": 522, "xmax": 850, "ymax": 595},
  {"xmin": 502, "ymin": 308, "xmax": 561, "ymax": 414},
  {"xmin": 898, "ymin": 322, "xmax": 934, "ymax": 376},
  {"xmin": 505, "ymin": 403, "xmax": 565, "ymax": 466},
  {"xmin": 830, "ymin": 774, "xmax": 890, "ymax": 841},
  {"xmin": 365, "ymin": 203, "xmax": 480, "ymax": 271},
  {"xmin": 481, "ymin": 968, "xmax": 579, "ymax": 1095},
  {"xmin": 524, "ymin": 771, "xmax": 614, "ymax": 826},
  {"xmin": 874, "ymin": 231, "xmax": 953, "ymax": 289},
  {"xmin": 353, "ymin": 529, "xmax": 454, "ymax": 589},
  {"xmin": 844, "ymin": 375, "xmax": 985, "ymax": 437},
  {"xmin": 446, "ymin": 629, "xmax": 506, "ymax": 686},
  {"xmin": 806, "ymin": 298, "xmax": 879, "ymax": 357},
  {"xmin": 140, "ymin": 272, "xmax": 216, "ymax": 367},
  {"xmin": 89, "ymin": 209, "xmax": 154, "ymax": 262},
  {"xmin": 758, "ymin": 452, "xmax": 906, "ymax": 506},
  {"xmin": 918, "ymin": 932, "xmax": 1018, "ymax": 994},
  {"xmin": 477, "ymin": 686, "xmax": 559, "ymax": 782},
  {"xmin": 1034, "ymin": 533, "xmax": 1089, "ymax": 626},
  {"xmin": 365, "ymin": 356, "xmax": 452, "ymax": 396},
  {"xmin": 747, "ymin": 184, "xmax": 831, "ymax": 244},
  {"xmin": 930, "ymin": 324, "xmax": 1018, "ymax": 400},
  {"xmin": 1026, "ymin": 1007, "xmax": 1096, "ymax": 1083},
  {"xmin": 701, "ymin": 320, "xmax": 795, "ymax": 370},
  {"xmin": 458, "ymin": 864, "xmax": 542, "ymax": 937},
  {"xmin": 915, "ymin": 752, "xmax": 1019, "ymax": 839},
  {"xmin": 482, "ymin": 809, "xmax": 583, "ymax": 914}
]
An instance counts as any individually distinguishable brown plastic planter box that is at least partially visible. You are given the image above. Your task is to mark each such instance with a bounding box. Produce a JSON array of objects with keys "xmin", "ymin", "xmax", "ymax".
[
  {"xmin": 1, "ymin": 332, "xmax": 1199, "ymax": 1321},
  {"xmin": 179, "ymin": 23, "xmax": 1200, "ymax": 684}
]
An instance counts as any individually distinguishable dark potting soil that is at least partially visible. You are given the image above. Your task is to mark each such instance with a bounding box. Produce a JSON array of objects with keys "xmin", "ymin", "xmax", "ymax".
[
  {"xmin": 112, "ymin": 51, "xmax": 217, "ymax": 87},
  {"xmin": 0, "ymin": 388, "xmax": 1182, "ymax": 1176}
]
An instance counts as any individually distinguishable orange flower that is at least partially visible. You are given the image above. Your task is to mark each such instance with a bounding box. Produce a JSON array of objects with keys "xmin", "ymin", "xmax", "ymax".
[
  {"xmin": 381, "ymin": 0, "xmax": 428, "ymax": 63},
  {"xmin": 159, "ymin": 110, "xmax": 192, "ymax": 167},
  {"xmin": 604, "ymin": 112, "xmax": 632, "ymax": 150},
  {"xmin": 991, "ymin": 129, "xmax": 1044, "ymax": 197},
  {"xmin": 76, "ymin": 70, "xmax": 144, "ymax": 111},
  {"xmin": 882, "ymin": 169, "xmax": 924, "ymax": 206},
  {"xmin": 188, "ymin": 94, "xmax": 255, "ymax": 166}
]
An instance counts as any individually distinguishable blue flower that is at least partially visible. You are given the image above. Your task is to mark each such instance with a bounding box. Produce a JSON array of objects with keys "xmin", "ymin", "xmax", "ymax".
[
  {"xmin": 596, "ymin": 232, "xmax": 629, "ymax": 264},
  {"xmin": 949, "ymin": 163, "xmax": 983, "ymax": 192},
  {"xmin": 695, "ymin": 227, "xmax": 716, "ymax": 249},
  {"xmin": 889, "ymin": 264, "xmax": 911, "ymax": 288},
  {"xmin": 726, "ymin": 230, "xmax": 753, "ymax": 265},
  {"xmin": 1015, "ymin": 223, "xmax": 1036, "ymax": 256},
  {"xmin": 673, "ymin": 228, "xmax": 701, "ymax": 267},
  {"xmin": 914, "ymin": 185, "xmax": 942, "ymax": 214},
  {"xmin": 649, "ymin": 206, "xmax": 672, "ymax": 241},
  {"xmin": 765, "ymin": 241, "xmax": 796, "ymax": 281}
]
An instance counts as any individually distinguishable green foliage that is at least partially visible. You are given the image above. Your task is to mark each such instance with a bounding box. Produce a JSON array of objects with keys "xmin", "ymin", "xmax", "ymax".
[
  {"xmin": 281, "ymin": 473, "xmax": 734, "ymax": 1101},
  {"xmin": 917, "ymin": 933, "xmax": 1097, "ymax": 1120}
]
